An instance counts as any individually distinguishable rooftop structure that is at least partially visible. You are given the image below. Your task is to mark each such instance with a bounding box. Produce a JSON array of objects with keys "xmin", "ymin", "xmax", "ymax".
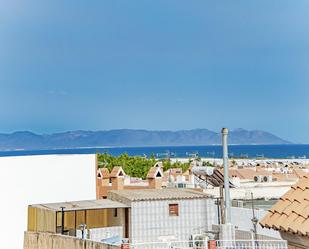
[
  {"xmin": 28, "ymin": 188, "xmax": 216, "ymax": 245},
  {"xmin": 96, "ymin": 165, "xmax": 196, "ymax": 199}
]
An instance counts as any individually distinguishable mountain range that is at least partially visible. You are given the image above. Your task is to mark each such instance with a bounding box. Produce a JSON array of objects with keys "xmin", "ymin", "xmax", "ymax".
[{"xmin": 0, "ymin": 129, "xmax": 291, "ymax": 150}]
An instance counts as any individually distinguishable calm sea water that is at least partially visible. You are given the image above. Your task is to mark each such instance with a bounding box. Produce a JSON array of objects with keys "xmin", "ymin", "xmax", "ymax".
[{"xmin": 0, "ymin": 144, "xmax": 308, "ymax": 159}]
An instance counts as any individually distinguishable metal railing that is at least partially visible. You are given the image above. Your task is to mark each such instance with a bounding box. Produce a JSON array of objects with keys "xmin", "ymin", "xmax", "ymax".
[
  {"xmin": 130, "ymin": 240, "xmax": 288, "ymax": 249},
  {"xmin": 216, "ymin": 240, "xmax": 288, "ymax": 249},
  {"xmin": 130, "ymin": 240, "xmax": 208, "ymax": 249}
]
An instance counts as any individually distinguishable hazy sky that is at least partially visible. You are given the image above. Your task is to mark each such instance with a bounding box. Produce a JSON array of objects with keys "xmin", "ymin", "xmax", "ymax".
[{"xmin": 1, "ymin": 1, "xmax": 309, "ymax": 143}]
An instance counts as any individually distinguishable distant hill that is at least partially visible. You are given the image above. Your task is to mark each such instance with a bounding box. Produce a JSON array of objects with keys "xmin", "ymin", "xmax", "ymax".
[{"xmin": 0, "ymin": 129, "xmax": 291, "ymax": 151}]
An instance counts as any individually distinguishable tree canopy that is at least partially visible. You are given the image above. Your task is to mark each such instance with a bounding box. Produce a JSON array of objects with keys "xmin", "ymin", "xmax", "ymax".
[{"xmin": 97, "ymin": 153, "xmax": 191, "ymax": 179}]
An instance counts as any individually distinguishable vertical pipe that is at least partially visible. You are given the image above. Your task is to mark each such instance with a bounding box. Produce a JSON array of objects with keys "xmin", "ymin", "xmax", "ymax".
[
  {"xmin": 222, "ymin": 128, "xmax": 231, "ymax": 223},
  {"xmin": 216, "ymin": 197, "xmax": 221, "ymax": 225},
  {"xmin": 60, "ymin": 207, "xmax": 65, "ymax": 235},
  {"xmin": 219, "ymin": 185, "xmax": 225, "ymax": 224}
]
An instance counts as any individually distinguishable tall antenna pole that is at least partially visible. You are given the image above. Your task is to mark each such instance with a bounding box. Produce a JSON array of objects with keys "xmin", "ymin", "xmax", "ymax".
[{"xmin": 222, "ymin": 128, "xmax": 231, "ymax": 223}]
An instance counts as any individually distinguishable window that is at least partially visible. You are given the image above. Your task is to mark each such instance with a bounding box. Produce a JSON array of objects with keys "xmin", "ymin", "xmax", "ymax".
[{"xmin": 169, "ymin": 204, "xmax": 179, "ymax": 216}]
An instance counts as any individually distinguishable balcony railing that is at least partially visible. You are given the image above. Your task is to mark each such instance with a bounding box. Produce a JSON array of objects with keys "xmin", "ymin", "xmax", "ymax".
[
  {"xmin": 130, "ymin": 240, "xmax": 288, "ymax": 249},
  {"xmin": 216, "ymin": 240, "xmax": 288, "ymax": 249}
]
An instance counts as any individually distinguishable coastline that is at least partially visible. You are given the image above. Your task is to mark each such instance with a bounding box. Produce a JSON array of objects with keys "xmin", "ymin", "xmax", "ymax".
[{"xmin": 0, "ymin": 144, "xmax": 308, "ymax": 159}]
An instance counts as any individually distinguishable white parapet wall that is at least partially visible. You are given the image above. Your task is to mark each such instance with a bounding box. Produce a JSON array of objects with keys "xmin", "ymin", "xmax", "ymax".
[{"xmin": 0, "ymin": 154, "xmax": 97, "ymax": 249}]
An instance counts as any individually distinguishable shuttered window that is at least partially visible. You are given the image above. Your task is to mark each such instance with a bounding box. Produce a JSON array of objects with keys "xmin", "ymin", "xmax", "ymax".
[{"xmin": 169, "ymin": 204, "xmax": 179, "ymax": 216}]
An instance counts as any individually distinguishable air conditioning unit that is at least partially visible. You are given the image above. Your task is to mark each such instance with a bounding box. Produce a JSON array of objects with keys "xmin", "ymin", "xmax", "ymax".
[
  {"xmin": 263, "ymin": 175, "xmax": 273, "ymax": 182},
  {"xmin": 254, "ymin": 175, "xmax": 262, "ymax": 182},
  {"xmin": 232, "ymin": 199, "xmax": 244, "ymax": 208}
]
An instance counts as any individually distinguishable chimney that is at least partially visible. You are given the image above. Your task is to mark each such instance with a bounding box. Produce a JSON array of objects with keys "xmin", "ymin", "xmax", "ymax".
[
  {"xmin": 110, "ymin": 167, "xmax": 125, "ymax": 190},
  {"xmin": 97, "ymin": 168, "xmax": 110, "ymax": 187},
  {"xmin": 154, "ymin": 161, "xmax": 164, "ymax": 170},
  {"xmin": 222, "ymin": 127, "xmax": 231, "ymax": 223},
  {"xmin": 96, "ymin": 168, "xmax": 110, "ymax": 199},
  {"xmin": 147, "ymin": 167, "xmax": 163, "ymax": 189},
  {"xmin": 219, "ymin": 128, "xmax": 235, "ymax": 243}
]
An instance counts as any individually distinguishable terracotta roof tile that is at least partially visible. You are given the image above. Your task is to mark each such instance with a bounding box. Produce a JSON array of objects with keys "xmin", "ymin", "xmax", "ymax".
[
  {"xmin": 260, "ymin": 174, "xmax": 309, "ymax": 237},
  {"xmin": 282, "ymin": 201, "xmax": 302, "ymax": 216},
  {"xmin": 295, "ymin": 177, "xmax": 309, "ymax": 190},
  {"xmin": 146, "ymin": 167, "xmax": 163, "ymax": 179},
  {"xmin": 288, "ymin": 216, "xmax": 306, "ymax": 234},
  {"xmin": 294, "ymin": 169, "xmax": 308, "ymax": 179},
  {"xmin": 97, "ymin": 168, "xmax": 110, "ymax": 179},
  {"xmin": 110, "ymin": 167, "xmax": 125, "ymax": 178},
  {"xmin": 281, "ymin": 212, "xmax": 298, "ymax": 230},
  {"xmin": 276, "ymin": 213, "xmax": 289, "ymax": 229},
  {"xmin": 270, "ymin": 199, "xmax": 290, "ymax": 214},
  {"xmin": 282, "ymin": 188, "xmax": 297, "ymax": 201},
  {"xmin": 292, "ymin": 188, "xmax": 306, "ymax": 202}
]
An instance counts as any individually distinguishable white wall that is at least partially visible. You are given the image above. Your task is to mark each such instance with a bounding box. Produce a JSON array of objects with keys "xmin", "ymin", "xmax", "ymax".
[
  {"xmin": 0, "ymin": 154, "xmax": 97, "ymax": 249},
  {"xmin": 130, "ymin": 198, "xmax": 216, "ymax": 243},
  {"xmin": 230, "ymin": 207, "xmax": 281, "ymax": 239}
]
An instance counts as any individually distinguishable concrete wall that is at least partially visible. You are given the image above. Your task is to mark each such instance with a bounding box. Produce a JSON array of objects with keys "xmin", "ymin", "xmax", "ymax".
[
  {"xmin": 0, "ymin": 154, "xmax": 97, "ymax": 249},
  {"xmin": 24, "ymin": 232, "xmax": 120, "ymax": 249},
  {"xmin": 231, "ymin": 207, "xmax": 281, "ymax": 239},
  {"xmin": 213, "ymin": 206, "xmax": 281, "ymax": 239}
]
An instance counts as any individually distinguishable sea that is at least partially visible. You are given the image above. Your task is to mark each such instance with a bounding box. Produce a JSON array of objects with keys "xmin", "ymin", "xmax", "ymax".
[{"xmin": 0, "ymin": 144, "xmax": 309, "ymax": 159}]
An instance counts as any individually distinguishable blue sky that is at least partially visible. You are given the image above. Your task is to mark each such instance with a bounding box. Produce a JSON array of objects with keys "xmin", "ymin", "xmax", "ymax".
[{"xmin": 0, "ymin": 1, "xmax": 309, "ymax": 143}]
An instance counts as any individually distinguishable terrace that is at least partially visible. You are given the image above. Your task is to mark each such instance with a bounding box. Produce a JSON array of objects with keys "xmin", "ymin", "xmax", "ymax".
[{"xmin": 28, "ymin": 199, "xmax": 130, "ymax": 245}]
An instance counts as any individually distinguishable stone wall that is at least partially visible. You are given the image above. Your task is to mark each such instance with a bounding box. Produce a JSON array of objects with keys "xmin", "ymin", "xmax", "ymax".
[{"xmin": 24, "ymin": 232, "xmax": 120, "ymax": 249}]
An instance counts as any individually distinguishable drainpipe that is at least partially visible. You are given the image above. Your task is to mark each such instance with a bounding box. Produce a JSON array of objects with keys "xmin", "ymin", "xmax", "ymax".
[
  {"xmin": 222, "ymin": 128, "xmax": 231, "ymax": 223},
  {"xmin": 60, "ymin": 207, "xmax": 65, "ymax": 235}
]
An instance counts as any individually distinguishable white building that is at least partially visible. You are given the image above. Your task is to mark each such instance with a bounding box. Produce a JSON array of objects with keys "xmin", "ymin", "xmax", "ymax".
[
  {"xmin": 107, "ymin": 188, "xmax": 216, "ymax": 243},
  {"xmin": 0, "ymin": 154, "xmax": 97, "ymax": 249}
]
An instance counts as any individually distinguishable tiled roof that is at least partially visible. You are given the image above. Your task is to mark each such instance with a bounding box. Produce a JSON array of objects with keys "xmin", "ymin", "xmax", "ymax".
[
  {"xmin": 108, "ymin": 188, "xmax": 211, "ymax": 202},
  {"xmin": 294, "ymin": 168, "xmax": 308, "ymax": 178},
  {"xmin": 260, "ymin": 175, "xmax": 309, "ymax": 237},
  {"xmin": 255, "ymin": 168, "xmax": 272, "ymax": 176},
  {"xmin": 228, "ymin": 168, "xmax": 256, "ymax": 179},
  {"xmin": 30, "ymin": 199, "xmax": 129, "ymax": 211}
]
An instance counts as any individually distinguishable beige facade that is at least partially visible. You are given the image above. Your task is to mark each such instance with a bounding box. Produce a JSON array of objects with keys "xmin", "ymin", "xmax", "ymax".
[{"xmin": 27, "ymin": 199, "xmax": 129, "ymax": 238}]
